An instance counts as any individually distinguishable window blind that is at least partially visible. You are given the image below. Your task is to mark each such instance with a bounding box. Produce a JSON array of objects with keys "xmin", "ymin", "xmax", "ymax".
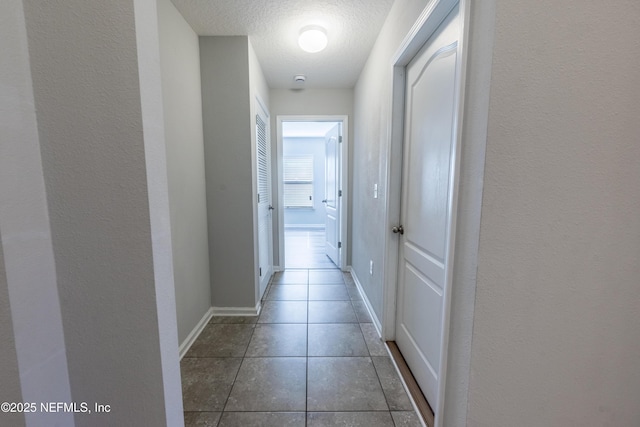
[{"xmin": 283, "ymin": 156, "xmax": 313, "ymax": 208}]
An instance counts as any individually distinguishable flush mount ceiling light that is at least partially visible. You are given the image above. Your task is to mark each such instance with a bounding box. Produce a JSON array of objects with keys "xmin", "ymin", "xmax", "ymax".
[{"xmin": 298, "ymin": 25, "xmax": 328, "ymax": 53}]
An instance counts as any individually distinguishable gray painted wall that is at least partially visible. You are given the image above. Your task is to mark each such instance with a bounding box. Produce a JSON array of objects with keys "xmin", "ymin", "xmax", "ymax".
[
  {"xmin": 1, "ymin": 1, "xmax": 74, "ymax": 425},
  {"xmin": 200, "ymin": 36, "xmax": 269, "ymax": 308},
  {"xmin": 354, "ymin": 0, "xmax": 640, "ymax": 425},
  {"xmin": 158, "ymin": 0, "xmax": 211, "ymax": 345},
  {"xmin": 352, "ymin": 0, "xmax": 429, "ymax": 327},
  {"xmin": 19, "ymin": 0, "xmax": 183, "ymax": 425},
  {"xmin": 0, "ymin": 237, "xmax": 25, "ymax": 427},
  {"xmin": 200, "ymin": 36, "xmax": 254, "ymax": 308},
  {"xmin": 269, "ymin": 89, "xmax": 354, "ymax": 267},
  {"xmin": 467, "ymin": 1, "xmax": 640, "ymax": 425}
]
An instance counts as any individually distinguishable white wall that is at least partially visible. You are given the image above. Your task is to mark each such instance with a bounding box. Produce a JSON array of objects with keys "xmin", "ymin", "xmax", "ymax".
[
  {"xmin": 467, "ymin": 1, "xmax": 640, "ymax": 425},
  {"xmin": 269, "ymin": 89, "xmax": 354, "ymax": 267},
  {"xmin": 157, "ymin": 0, "xmax": 211, "ymax": 345},
  {"xmin": 17, "ymin": 0, "xmax": 182, "ymax": 425}
]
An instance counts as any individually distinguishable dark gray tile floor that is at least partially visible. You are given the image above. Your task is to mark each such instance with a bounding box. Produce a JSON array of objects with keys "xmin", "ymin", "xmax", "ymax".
[{"xmin": 181, "ymin": 268, "xmax": 422, "ymax": 427}]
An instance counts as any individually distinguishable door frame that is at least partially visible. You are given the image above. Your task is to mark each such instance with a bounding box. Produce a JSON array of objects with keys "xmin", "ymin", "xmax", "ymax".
[
  {"xmin": 276, "ymin": 115, "xmax": 349, "ymax": 271},
  {"xmin": 381, "ymin": 0, "xmax": 470, "ymax": 425}
]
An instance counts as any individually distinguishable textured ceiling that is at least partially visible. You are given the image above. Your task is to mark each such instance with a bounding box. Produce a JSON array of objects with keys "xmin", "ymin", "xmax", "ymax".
[{"xmin": 170, "ymin": 0, "xmax": 395, "ymax": 89}]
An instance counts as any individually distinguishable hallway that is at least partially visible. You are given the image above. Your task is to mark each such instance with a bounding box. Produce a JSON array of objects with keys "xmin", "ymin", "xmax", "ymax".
[{"xmin": 181, "ymin": 269, "xmax": 422, "ymax": 426}]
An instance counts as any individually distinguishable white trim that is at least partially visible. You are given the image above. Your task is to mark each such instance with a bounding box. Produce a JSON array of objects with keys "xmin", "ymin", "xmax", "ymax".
[
  {"xmin": 276, "ymin": 115, "xmax": 349, "ymax": 271},
  {"xmin": 179, "ymin": 307, "xmax": 214, "ymax": 360},
  {"xmin": 212, "ymin": 301, "xmax": 262, "ymax": 317},
  {"xmin": 273, "ymin": 265, "xmax": 283, "ymax": 272},
  {"xmin": 382, "ymin": 0, "xmax": 460, "ymax": 343},
  {"xmin": 381, "ymin": 1, "xmax": 469, "ymax": 426},
  {"xmin": 381, "ymin": 51, "xmax": 406, "ymax": 342},
  {"xmin": 261, "ymin": 265, "xmax": 274, "ymax": 297},
  {"xmin": 350, "ymin": 269, "xmax": 382, "ymax": 336}
]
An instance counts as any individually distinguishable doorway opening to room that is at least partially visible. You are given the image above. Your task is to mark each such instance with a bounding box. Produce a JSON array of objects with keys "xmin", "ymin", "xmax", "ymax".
[{"xmin": 277, "ymin": 116, "xmax": 348, "ymax": 270}]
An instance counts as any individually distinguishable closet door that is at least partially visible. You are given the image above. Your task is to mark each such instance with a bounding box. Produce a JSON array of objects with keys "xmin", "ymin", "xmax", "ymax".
[{"xmin": 256, "ymin": 101, "xmax": 273, "ymax": 298}]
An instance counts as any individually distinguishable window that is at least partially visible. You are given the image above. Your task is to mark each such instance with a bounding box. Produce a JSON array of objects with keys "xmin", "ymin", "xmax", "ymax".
[{"xmin": 283, "ymin": 156, "xmax": 313, "ymax": 208}]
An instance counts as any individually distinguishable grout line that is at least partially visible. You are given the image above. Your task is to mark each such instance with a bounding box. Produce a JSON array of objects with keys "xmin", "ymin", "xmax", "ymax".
[
  {"xmin": 214, "ymin": 274, "xmax": 274, "ymax": 421},
  {"xmin": 354, "ymin": 303, "xmax": 396, "ymax": 418},
  {"xmin": 189, "ymin": 267, "xmax": 409, "ymax": 425},
  {"xmin": 305, "ymin": 269, "xmax": 309, "ymax": 427},
  {"xmin": 218, "ymin": 357, "xmax": 243, "ymax": 419},
  {"xmin": 218, "ymin": 323, "xmax": 258, "ymax": 418}
]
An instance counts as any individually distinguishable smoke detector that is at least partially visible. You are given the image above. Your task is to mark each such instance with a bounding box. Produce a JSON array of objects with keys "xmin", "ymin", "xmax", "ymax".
[{"xmin": 294, "ymin": 75, "xmax": 306, "ymax": 83}]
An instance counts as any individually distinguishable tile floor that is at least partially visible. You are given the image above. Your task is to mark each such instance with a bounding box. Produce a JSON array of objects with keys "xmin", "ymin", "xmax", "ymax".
[
  {"xmin": 181, "ymin": 268, "xmax": 423, "ymax": 427},
  {"xmin": 284, "ymin": 228, "xmax": 337, "ymax": 269}
]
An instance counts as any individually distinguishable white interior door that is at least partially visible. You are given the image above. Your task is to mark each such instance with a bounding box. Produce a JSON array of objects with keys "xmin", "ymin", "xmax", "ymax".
[
  {"xmin": 323, "ymin": 123, "xmax": 341, "ymax": 266},
  {"xmin": 395, "ymin": 4, "xmax": 460, "ymax": 411},
  {"xmin": 256, "ymin": 102, "xmax": 273, "ymax": 298}
]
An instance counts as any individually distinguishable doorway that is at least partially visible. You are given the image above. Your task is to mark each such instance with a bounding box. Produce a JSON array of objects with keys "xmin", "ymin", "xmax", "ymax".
[
  {"xmin": 277, "ymin": 116, "xmax": 348, "ymax": 271},
  {"xmin": 381, "ymin": 0, "xmax": 472, "ymax": 426}
]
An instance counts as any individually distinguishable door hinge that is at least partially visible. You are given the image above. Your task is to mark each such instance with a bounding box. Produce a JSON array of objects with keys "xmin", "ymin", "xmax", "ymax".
[
  {"xmin": 339, "ymin": 135, "xmax": 343, "ymax": 143},
  {"xmin": 257, "ymin": 193, "xmax": 260, "ymax": 203},
  {"xmin": 338, "ymin": 190, "xmax": 342, "ymax": 197},
  {"xmin": 338, "ymin": 242, "xmax": 342, "ymax": 249},
  {"xmin": 259, "ymin": 267, "xmax": 262, "ymax": 277}
]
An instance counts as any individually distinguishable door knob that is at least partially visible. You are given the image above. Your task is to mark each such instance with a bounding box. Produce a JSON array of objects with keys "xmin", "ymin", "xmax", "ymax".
[
  {"xmin": 268, "ymin": 205, "xmax": 274, "ymax": 210},
  {"xmin": 391, "ymin": 225, "xmax": 404, "ymax": 235},
  {"xmin": 322, "ymin": 199, "xmax": 328, "ymax": 203}
]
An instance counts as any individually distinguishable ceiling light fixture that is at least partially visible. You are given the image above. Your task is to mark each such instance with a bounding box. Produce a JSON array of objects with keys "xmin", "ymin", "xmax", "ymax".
[{"xmin": 298, "ymin": 25, "xmax": 328, "ymax": 53}]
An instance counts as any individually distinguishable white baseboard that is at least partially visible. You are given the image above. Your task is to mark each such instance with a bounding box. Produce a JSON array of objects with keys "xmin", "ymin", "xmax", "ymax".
[
  {"xmin": 179, "ymin": 307, "xmax": 214, "ymax": 360},
  {"xmin": 349, "ymin": 269, "xmax": 383, "ymax": 336},
  {"xmin": 212, "ymin": 301, "xmax": 262, "ymax": 317}
]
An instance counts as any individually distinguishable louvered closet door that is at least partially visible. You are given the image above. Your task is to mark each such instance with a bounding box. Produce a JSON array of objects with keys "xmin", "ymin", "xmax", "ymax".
[{"xmin": 256, "ymin": 104, "xmax": 273, "ymax": 299}]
